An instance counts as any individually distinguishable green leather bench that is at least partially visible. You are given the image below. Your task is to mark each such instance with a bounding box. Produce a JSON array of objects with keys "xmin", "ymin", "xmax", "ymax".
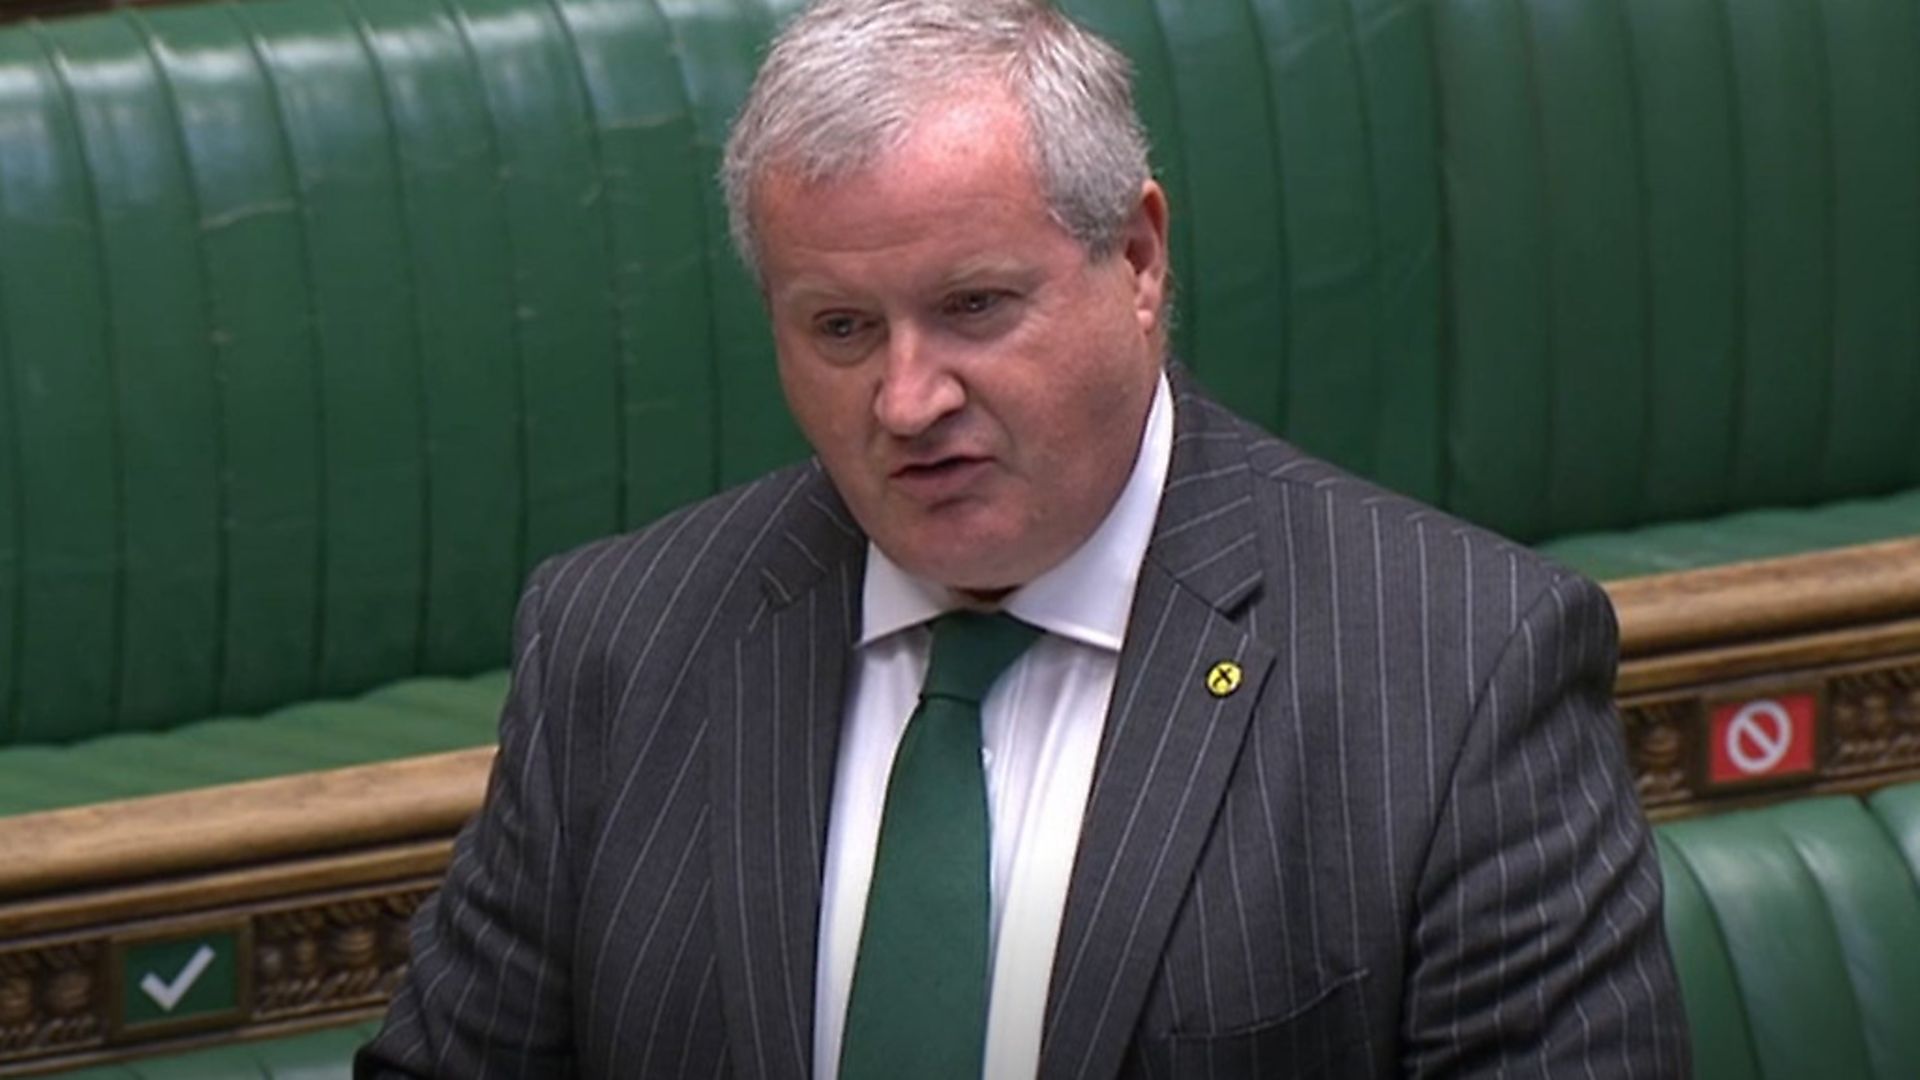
[
  {"xmin": 1659, "ymin": 784, "xmax": 1920, "ymax": 1078},
  {"xmin": 3, "ymin": 0, "xmax": 1919, "ymax": 1072}
]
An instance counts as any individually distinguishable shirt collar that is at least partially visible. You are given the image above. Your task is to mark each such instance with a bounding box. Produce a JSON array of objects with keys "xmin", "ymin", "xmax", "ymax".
[{"xmin": 859, "ymin": 371, "xmax": 1174, "ymax": 652}]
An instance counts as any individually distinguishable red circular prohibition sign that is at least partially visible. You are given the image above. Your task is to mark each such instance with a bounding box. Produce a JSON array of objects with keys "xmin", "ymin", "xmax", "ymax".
[{"xmin": 1725, "ymin": 699, "xmax": 1794, "ymax": 775}]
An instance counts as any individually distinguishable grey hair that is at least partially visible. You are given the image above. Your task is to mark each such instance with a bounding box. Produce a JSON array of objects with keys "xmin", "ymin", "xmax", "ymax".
[{"xmin": 721, "ymin": 0, "xmax": 1152, "ymax": 281}]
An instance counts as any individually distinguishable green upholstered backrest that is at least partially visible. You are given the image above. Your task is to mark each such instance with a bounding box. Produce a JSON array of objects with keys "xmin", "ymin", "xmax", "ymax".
[
  {"xmin": 1429, "ymin": 0, "xmax": 1920, "ymax": 541},
  {"xmin": 3, "ymin": 0, "xmax": 1919, "ymax": 744},
  {"xmin": 1656, "ymin": 787, "xmax": 1920, "ymax": 1079},
  {"xmin": 0, "ymin": 0, "xmax": 808, "ymax": 743},
  {"xmin": 1125, "ymin": 0, "xmax": 1920, "ymax": 541}
]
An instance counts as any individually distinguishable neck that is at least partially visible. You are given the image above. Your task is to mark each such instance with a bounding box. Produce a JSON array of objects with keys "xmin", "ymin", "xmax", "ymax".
[{"xmin": 954, "ymin": 586, "xmax": 1017, "ymax": 608}]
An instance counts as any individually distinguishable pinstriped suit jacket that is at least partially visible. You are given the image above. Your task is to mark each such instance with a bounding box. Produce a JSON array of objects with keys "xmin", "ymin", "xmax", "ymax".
[{"xmin": 359, "ymin": 372, "xmax": 1687, "ymax": 1079}]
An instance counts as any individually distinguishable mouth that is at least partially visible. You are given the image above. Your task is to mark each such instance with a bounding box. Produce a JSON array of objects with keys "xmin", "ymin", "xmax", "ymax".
[{"xmin": 889, "ymin": 455, "xmax": 992, "ymax": 501}]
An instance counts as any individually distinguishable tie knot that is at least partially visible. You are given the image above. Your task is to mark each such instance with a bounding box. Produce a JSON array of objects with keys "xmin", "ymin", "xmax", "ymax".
[{"xmin": 921, "ymin": 610, "xmax": 1039, "ymax": 706}]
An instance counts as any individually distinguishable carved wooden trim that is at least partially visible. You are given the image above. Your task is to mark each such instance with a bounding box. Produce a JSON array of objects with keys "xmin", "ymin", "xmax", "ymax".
[
  {"xmin": 1625, "ymin": 651, "xmax": 1920, "ymax": 822},
  {"xmin": 1622, "ymin": 697, "xmax": 1694, "ymax": 809},
  {"xmin": 0, "ymin": 941, "xmax": 104, "ymax": 1067},
  {"xmin": 0, "ymin": 877, "xmax": 439, "ymax": 1077},
  {"xmin": 1824, "ymin": 661, "xmax": 1920, "ymax": 777},
  {"xmin": 251, "ymin": 887, "xmax": 430, "ymax": 1021},
  {"xmin": 1600, "ymin": 540, "xmax": 1920, "ymax": 816},
  {"xmin": 0, "ymin": 743, "xmax": 486, "ymax": 1071}
]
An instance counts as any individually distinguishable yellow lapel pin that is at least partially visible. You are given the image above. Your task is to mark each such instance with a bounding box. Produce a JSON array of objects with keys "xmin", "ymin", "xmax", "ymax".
[{"xmin": 1205, "ymin": 660, "xmax": 1243, "ymax": 698}]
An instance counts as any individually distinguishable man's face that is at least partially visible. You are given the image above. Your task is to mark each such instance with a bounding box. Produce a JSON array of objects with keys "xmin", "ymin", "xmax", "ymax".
[{"xmin": 753, "ymin": 86, "xmax": 1169, "ymax": 594}]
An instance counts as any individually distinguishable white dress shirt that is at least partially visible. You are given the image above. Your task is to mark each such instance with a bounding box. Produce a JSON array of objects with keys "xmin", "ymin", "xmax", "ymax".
[{"xmin": 814, "ymin": 373, "xmax": 1174, "ymax": 1080}]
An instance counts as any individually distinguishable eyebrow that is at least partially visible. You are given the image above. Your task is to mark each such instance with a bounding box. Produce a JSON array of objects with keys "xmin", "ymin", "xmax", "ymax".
[
  {"xmin": 769, "ymin": 256, "xmax": 1041, "ymax": 311},
  {"xmin": 771, "ymin": 280, "xmax": 860, "ymax": 310},
  {"xmin": 935, "ymin": 258, "xmax": 1038, "ymax": 293}
]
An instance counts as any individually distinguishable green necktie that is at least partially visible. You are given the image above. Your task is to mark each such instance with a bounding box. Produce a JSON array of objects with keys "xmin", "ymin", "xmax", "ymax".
[{"xmin": 838, "ymin": 610, "xmax": 1040, "ymax": 1080}]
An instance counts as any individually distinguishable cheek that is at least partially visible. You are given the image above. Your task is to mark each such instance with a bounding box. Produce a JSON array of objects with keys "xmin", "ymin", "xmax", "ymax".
[
  {"xmin": 1013, "ymin": 369, "xmax": 1135, "ymax": 478},
  {"xmin": 778, "ymin": 358, "xmax": 873, "ymax": 467},
  {"xmin": 1020, "ymin": 343, "xmax": 1157, "ymax": 485}
]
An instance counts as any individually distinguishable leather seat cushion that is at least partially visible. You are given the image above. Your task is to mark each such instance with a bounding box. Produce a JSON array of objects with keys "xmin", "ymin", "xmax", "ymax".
[
  {"xmin": 0, "ymin": 672, "xmax": 505, "ymax": 817},
  {"xmin": 1537, "ymin": 486, "xmax": 1920, "ymax": 581},
  {"xmin": 40, "ymin": 1020, "xmax": 379, "ymax": 1078},
  {"xmin": 1655, "ymin": 782, "xmax": 1920, "ymax": 1079}
]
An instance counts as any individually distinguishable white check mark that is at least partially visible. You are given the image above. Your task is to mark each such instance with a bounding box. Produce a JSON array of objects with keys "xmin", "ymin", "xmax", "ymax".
[{"xmin": 139, "ymin": 945, "xmax": 216, "ymax": 1013}]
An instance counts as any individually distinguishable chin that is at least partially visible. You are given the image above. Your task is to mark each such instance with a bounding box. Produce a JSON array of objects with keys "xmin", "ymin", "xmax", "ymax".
[
  {"xmin": 879, "ymin": 533, "xmax": 995, "ymax": 586},
  {"xmin": 891, "ymin": 538, "xmax": 1047, "ymax": 596},
  {"xmin": 867, "ymin": 502, "xmax": 1057, "ymax": 592},
  {"xmin": 900, "ymin": 556, "xmax": 1015, "ymax": 594}
]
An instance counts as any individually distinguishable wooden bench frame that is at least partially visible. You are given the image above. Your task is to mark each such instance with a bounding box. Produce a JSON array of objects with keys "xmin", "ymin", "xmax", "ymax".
[
  {"xmin": 1612, "ymin": 538, "xmax": 1920, "ymax": 820},
  {"xmin": 4, "ymin": 538, "xmax": 1919, "ymax": 1074},
  {"xmin": 0, "ymin": 754, "xmax": 488, "ymax": 1075}
]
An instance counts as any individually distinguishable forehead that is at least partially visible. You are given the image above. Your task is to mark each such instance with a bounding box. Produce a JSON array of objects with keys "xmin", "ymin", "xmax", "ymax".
[{"xmin": 751, "ymin": 89, "xmax": 1072, "ymax": 285}]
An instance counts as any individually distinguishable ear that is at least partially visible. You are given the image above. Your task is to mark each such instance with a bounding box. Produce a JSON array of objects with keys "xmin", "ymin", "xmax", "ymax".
[{"xmin": 1122, "ymin": 180, "xmax": 1171, "ymax": 339}]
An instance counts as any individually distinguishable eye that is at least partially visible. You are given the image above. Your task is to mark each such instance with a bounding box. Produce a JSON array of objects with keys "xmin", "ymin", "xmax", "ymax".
[
  {"xmin": 945, "ymin": 290, "xmax": 1003, "ymax": 318},
  {"xmin": 813, "ymin": 311, "xmax": 870, "ymax": 341}
]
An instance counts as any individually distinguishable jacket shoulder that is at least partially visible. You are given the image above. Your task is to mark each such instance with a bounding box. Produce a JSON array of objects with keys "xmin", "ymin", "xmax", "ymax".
[
  {"xmin": 1208, "ymin": 400, "xmax": 1594, "ymax": 606},
  {"xmin": 537, "ymin": 461, "xmax": 852, "ymax": 606},
  {"xmin": 513, "ymin": 461, "xmax": 860, "ymax": 686}
]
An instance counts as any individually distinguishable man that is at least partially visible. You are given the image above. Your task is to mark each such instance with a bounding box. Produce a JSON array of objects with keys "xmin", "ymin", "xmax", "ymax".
[{"xmin": 360, "ymin": 1, "xmax": 1687, "ymax": 1076}]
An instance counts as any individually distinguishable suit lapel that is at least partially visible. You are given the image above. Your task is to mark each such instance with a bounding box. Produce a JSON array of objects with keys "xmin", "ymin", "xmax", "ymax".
[
  {"xmin": 1040, "ymin": 375, "xmax": 1277, "ymax": 1080},
  {"xmin": 709, "ymin": 470, "xmax": 864, "ymax": 1080}
]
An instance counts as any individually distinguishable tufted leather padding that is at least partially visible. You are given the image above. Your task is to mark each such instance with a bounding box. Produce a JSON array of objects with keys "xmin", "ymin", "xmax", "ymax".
[
  {"xmin": 1867, "ymin": 783, "xmax": 1920, "ymax": 881},
  {"xmin": 1073, "ymin": 0, "xmax": 1920, "ymax": 542},
  {"xmin": 1436, "ymin": 0, "xmax": 1920, "ymax": 542},
  {"xmin": 1657, "ymin": 789, "xmax": 1920, "ymax": 1079},
  {"xmin": 1539, "ymin": 486, "xmax": 1920, "ymax": 581},
  {"xmin": 0, "ymin": 0, "xmax": 802, "ymax": 745},
  {"xmin": 0, "ymin": 671, "xmax": 504, "ymax": 815}
]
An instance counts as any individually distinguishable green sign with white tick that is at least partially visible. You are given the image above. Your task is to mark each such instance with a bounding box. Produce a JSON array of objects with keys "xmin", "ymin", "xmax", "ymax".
[{"xmin": 118, "ymin": 929, "xmax": 242, "ymax": 1030}]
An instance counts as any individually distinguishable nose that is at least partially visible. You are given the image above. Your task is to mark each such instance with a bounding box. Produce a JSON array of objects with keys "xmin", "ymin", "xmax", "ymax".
[{"xmin": 872, "ymin": 325, "xmax": 964, "ymax": 437}]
